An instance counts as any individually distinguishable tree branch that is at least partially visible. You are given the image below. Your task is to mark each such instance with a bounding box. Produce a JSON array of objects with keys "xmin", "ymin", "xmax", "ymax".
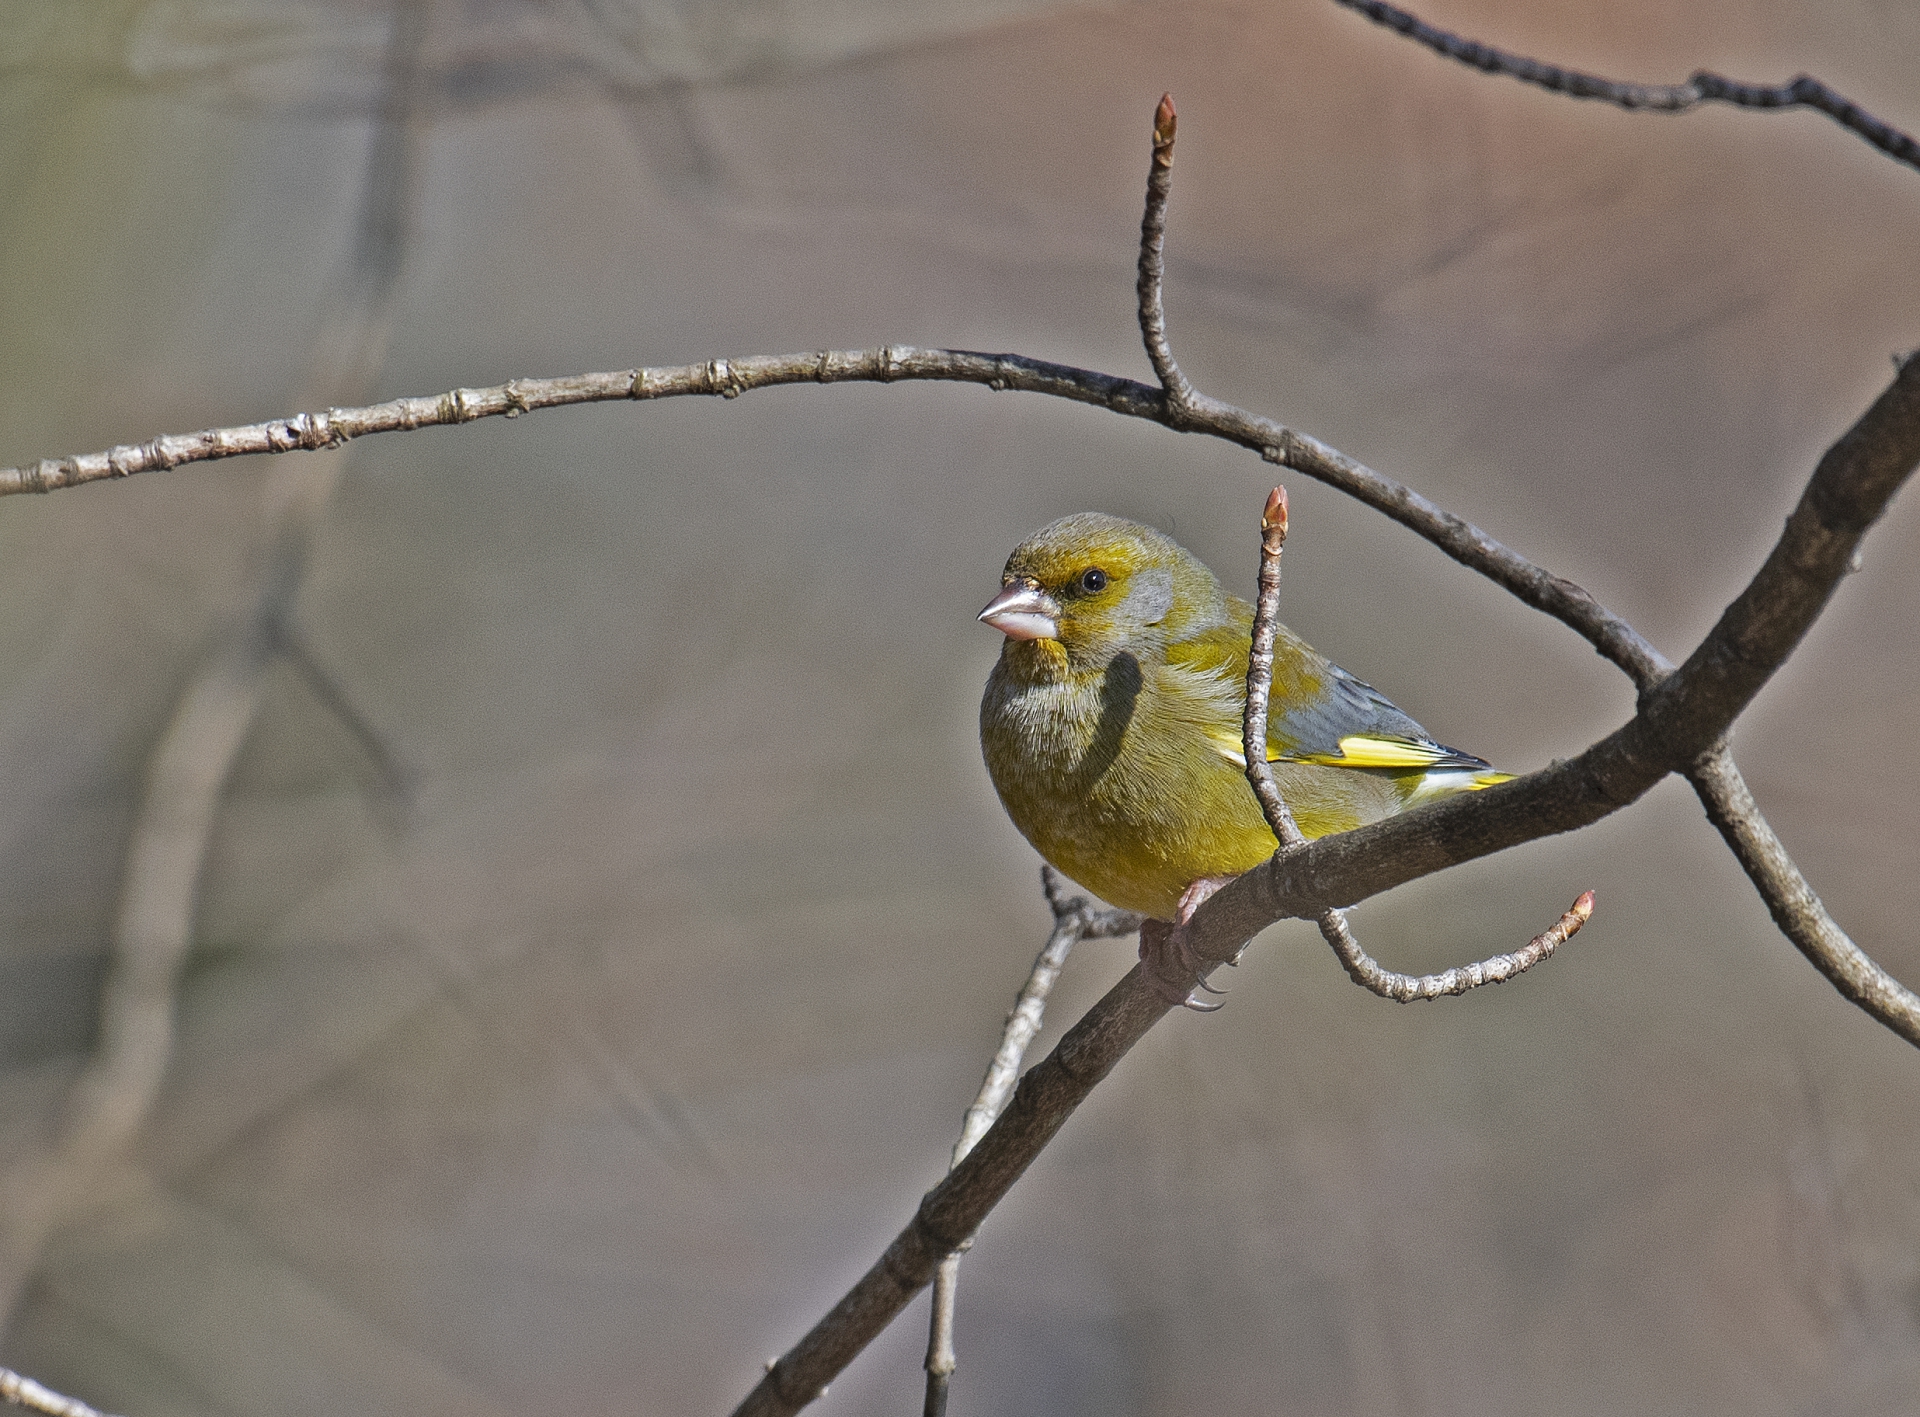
[
  {"xmin": 1136, "ymin": 92, "xmax": 1195, "ymax": 416},
  {"xmin": 0, "ymin": 1367, "xmax": 119, "ymax": 1417},
  {"xmin": 1688, "ymin": 745, "xmax": 1920, "ymax": 1045},
  {"xmin": 1239, "ymin": 485, "xmax": 1592, "ymax": 1002},
  {"xmin": 0, "ymin": 0, "xmax": 433, "ymax": 1338},
  {"xmin": 0, "ymin": 348, "xmax": 1667, "ymax": 685},
  {"xmin": 730, "ymin": 89, "xmax": 1920, "ymax": 1413},
  {"xmin": 921, "ymin": 868, "xmax": 1140, "ymax": 1417},
  {"xmin": 1330, "ymin": 0, "xmax": 1920, "ymax": 174}
]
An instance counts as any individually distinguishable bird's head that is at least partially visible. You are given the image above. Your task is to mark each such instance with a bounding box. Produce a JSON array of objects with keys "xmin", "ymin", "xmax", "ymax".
[{"xmin": 978, "ymin": 512, "xmax": 1228, "ymax": 669}]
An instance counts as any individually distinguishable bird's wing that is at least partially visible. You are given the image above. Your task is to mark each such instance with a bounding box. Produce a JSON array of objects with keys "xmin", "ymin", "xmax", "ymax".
[{"xmin": 1169, "ymin": 621, "xmax": 1492, "ymax": 772}]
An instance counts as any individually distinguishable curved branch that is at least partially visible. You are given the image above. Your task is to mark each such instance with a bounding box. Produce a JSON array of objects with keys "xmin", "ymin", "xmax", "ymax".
[
  {"xmin": 1331, "ymin": 0, "xmax": 1920, "ymax": 174},
  {"xmin": 1688, "ymin": 745, "xmax": 1920, "ymax": 1045},
  {"xmin": 1240, "ymin": 487, "xmax": 1592, "ymax": 1002},
  {"xmin": 0, "ymin": 346, "xmax": 1667, "ymax": 686}
]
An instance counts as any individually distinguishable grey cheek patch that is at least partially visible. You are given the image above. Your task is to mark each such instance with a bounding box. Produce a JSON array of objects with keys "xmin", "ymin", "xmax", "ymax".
[{"xmin": 1128, "ymin": 567, "xmax": 1174, "ymax": 625}]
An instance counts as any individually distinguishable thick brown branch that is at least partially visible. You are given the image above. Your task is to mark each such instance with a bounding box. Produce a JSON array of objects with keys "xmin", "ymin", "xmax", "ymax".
[
  {"xmin": 1206, "ymin": 352, "xmax": 1920, "ymax": 948},
  {"xmin": 1689, "ymin": 745, "xmax": 1920, "ymax": 1045},
  {"xmin": 1332, "ymin": 0, "xmax": 1920, "ymax": 174},
  {"xmin": 735, "ymin": 962, "xmax": 1175, "ymax": 1417}
]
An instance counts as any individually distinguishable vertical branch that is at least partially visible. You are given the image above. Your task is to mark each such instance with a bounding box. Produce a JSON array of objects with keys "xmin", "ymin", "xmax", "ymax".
[
  {"xmin": 0, "ymin": 0, "xmax": 433, "ymax": 1336},
  {"xmin": 1239, "ymin": 486, "xmax": 1591, "ymax": 997},
  {"xmin": 922, "ymin": 868, "xmax": 1140, "ymax": 1416},
  {"xmin": 1136, "ymin": 93, "xmax": 1195, "ymax": 415},
  {"xmin": 1242, "ymin": 487, "xmax": 1307, "ymax": 849}
]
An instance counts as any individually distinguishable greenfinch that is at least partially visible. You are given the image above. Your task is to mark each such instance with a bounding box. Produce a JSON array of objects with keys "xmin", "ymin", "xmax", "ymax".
[{"xmin": 978, "ymin": 512, "xmax": 1509, "ymax": 925}]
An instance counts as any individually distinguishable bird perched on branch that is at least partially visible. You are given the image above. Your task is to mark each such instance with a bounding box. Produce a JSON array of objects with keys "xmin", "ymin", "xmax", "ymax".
[{"xmin": 978, "ymin": 512, "xmax": 1509, "ymax": 930}]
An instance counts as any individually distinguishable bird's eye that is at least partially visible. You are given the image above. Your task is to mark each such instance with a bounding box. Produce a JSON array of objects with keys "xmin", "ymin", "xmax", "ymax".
[{"xmin": 1079, "ymin": 568, "xmax": 1108, "ymax": 594}]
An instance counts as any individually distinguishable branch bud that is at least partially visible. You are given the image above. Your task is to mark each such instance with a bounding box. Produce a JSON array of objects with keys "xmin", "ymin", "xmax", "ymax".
[
  {"xmin": 1153, "ymin": 93, "xmax": 1177, "ymax": 163},
  {"xmin": 1261, "ymin": 485, "xmax": 1289, "ymax": 547}
]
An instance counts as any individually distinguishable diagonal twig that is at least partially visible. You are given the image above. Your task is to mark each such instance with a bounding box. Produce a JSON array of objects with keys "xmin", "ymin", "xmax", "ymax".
[
  {"xmin": 1688, "ymin": 744, "xmax": 1920, "ymax": 1044},
  {"xmin": 1240, "ymin": 485, "xmax": 1591, "ymax": 1001},
  {"xmin": 0, "ymin": 1367, "xmax": 120, "ymax": 1417},
  {"xmin": 921, "ymin": 867, "xmax": 1140, "ymax": 1417},
  {"xmin": 1330, "ymin": 0, "xmax": 1920, "ymax": 174}
]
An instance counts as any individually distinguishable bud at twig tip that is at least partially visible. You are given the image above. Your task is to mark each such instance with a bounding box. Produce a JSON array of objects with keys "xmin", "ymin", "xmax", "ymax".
[
  {"xmin": 1261, "ymin": 485, "xmax": 1288, "ymax": 536},
  {"xmin": 1572, "ymin": 890, "xmax": 1595, "ymax": 921},
  {"xmin": 1154, "ymin": 93, "xmax": 1177, "ymax": 149}
]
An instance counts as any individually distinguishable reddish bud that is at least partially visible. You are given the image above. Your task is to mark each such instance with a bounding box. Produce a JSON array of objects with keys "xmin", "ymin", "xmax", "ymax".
[
  {"xmin": 1571, "ymin": 890, "xmax": 1596, "ymax": 922},
  {"xmin": 1261, "ymin": 485, "xmax": 1288, "ymax": 537},
  {"xmin": 1154, "ymin": 93, "xmax": 1177, "ymax": 149}
]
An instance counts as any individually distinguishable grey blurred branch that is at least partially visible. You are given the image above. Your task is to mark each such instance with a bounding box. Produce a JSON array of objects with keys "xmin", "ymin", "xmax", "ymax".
[
  {"xmin": 0, "ymin": 0, "xmax": 431, "ymax": 1338},
  {"xmin": 1331, "ymin": 0, "xmax": 1920, "ymax": 173},
  {"xmin": 921, "ymin": 868, "xmax": 1139, "ymax": 1417},
  {"xmin": 0, "ymin": 1366, "xmax": 119, "ymax": 1417}
]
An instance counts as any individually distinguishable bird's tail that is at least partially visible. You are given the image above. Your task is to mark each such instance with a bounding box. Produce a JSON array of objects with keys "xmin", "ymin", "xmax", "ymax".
[{"xmin": 1405, "ymin": 765, "xmax": 1513, "ymax": 806}]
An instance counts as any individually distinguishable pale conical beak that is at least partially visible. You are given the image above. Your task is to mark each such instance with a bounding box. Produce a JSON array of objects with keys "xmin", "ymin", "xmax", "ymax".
[{"xmin": 978, "ymin": 580, "xmax": 1061, "ymax": 641}]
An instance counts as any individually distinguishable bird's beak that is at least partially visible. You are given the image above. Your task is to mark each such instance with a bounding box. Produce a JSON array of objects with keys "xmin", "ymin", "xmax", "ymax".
[{"xmin": 978, "ymin": 580, "xmax": 1061, "ymax": 641}]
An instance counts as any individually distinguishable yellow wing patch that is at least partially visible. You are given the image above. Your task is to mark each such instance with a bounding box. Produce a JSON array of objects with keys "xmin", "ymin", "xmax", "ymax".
[
  {"xmin": 1295, "ymin": 734, "xmax": 1461, "ymax": 769},
  {"xmin": 1206, "ymin": 729, "xmax": 1502, "ymax": 774}
]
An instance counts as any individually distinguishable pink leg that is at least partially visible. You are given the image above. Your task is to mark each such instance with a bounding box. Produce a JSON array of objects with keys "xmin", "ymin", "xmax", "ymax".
[{"xmin": 1138, "ymin": 875, "xmax": 1238, "ymax": 1011}]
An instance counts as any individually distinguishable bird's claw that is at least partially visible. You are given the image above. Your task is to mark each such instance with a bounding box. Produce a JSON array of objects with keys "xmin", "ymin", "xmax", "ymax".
[{"xmin": 1139, "ymin": 918, "xmax": 1226, "ymax": 1012}]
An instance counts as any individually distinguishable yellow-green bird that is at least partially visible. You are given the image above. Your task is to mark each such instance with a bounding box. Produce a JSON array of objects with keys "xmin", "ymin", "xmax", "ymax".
[{"xmin": 978, "ymin": 512, "xmax": 1509, "ymax": 925}]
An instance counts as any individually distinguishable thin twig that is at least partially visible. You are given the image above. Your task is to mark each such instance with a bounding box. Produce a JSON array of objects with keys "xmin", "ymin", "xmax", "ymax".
[
  {"xmin": 0, "ymin": 1367, "xmax": 120, "ymax": 1417},
  {"xmin": 1136, "ymin": 92, "xmax": 1195, "ymax": 415},
  {"xmin": 1689, "ymin": 744, "xmax": 1920, "ymax": 1045},
  {"xmin": 1240, "ymin": 487, "xmax": 1591, "ymax": 999},
  {"xmin": 922, "ymin": 867, "xmax": 1139, "ymax": 1416},
  {"xmin": 1241, "ymin": 486, "xmax": 1308, "ymax": 849},
  {"xmin": 1331, "ymin": 0, "xmax": 1920, "ymax": 173},
  {"xmin": 0, "ymin": 348, "xmax": 1667, "ymax": 686},
  {"xmin": 1317, "ymin": 895, "xmax": 1592, "ymax": 1001}
]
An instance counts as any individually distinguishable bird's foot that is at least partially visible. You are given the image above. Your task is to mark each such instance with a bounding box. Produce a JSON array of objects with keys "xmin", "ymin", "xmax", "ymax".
[{"xmin": 1138, "ymin": 877, "xmax": 1239, "ymax": 1012}]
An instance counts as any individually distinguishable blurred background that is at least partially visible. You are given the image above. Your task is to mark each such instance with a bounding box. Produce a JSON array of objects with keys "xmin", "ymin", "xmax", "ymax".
[{"xmin": 2, "ymin": 1, "xmax": 1919, "ymax": 1413}]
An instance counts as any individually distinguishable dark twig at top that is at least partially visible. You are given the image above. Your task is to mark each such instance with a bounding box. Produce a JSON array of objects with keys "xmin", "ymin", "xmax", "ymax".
[
  {"xmin": 1136, "ymin": 92, "xmax": 1196, "ymax": 416},
  {"xmin": 922, "ymin": 868, "xmax": 1140, "ymax": 1417},
  {"xmin": 1332, "ymin": 0, "xmax": 1920, "ymax": 174},
  {"xmin": 1240, "ymin": 487, "xmax": 1592, "ymax": 1000}
]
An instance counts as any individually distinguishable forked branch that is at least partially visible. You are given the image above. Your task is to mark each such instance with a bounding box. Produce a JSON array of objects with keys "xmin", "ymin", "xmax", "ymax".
[
  {"xmin": 1239, "ymin": 485, "xmax": 1593, "ymax": 1002},
  {"xmin": 921, "ymin": 869, "xmax": 1139, "ymax": 1416}
]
